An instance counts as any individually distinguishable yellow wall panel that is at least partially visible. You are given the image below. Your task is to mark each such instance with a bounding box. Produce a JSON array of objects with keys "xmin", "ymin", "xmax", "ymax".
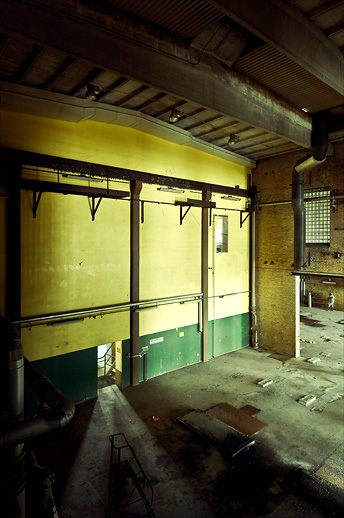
[
  {"xmin": 21, "ymin": 311, "xmax": 129, "ymax": 361},
  {"xmin": 0, "ymin": 111, "xmax": 249, "ymax": 186},
  {"xmin": 21, "ymin": 192, "xmax": 130, "ymax": 316},
  {"xmin": 1, "ymin": 109, "xmax": 251, "ymax": 362}
]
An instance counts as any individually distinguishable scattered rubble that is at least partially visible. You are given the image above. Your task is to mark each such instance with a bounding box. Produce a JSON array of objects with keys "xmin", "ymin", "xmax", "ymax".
[
  {"xmin": 257, "ymin": 379, "xmax": 273, "ymax": 388},
  {"xmin": 307, "ymin": 357, "xmax": 321, "ymax": 364},
  {"xmin": 298, "ymin": 394, "xmax": 317, "ymax": 407}
]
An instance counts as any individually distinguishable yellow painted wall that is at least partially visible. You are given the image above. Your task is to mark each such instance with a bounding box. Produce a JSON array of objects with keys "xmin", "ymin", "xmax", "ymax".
[
  {"xmin": 0, "ymin": 111, "xmax": 249, "ymax": 187},
  {"xmin": 1, "ymin": 109, "xmax": 250, "ymax": 361}
]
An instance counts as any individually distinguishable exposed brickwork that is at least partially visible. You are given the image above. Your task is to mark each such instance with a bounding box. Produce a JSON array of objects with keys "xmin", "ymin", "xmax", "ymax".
[{"xmin": 253, "ymin": 142, "xmax": 344, "ymax": 355}]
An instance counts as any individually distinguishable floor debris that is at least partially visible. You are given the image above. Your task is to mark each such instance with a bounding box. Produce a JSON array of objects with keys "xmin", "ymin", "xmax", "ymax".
[
  {"xmin": 298, "ymin": 394, "xmax": 317, "ymax": 407},
  {"xmin": 307, "ymin": 357, "xmax": 321, "ymax": 364},
  {"xmin": 177, "ymin": 409, "xmax": 255, "ymax": 457},
  {"xmin": 257, "ymin": 379, "xmax": 273, "ymax": 387},
  {"xmin": 206, "ymin": 403, "xmax": 266, "ymax": 436}
]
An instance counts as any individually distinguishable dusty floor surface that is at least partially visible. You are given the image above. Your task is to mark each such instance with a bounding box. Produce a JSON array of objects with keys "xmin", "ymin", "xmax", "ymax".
[{"xmin": 33, "ymin": 306, "xmax": 344, "ymax": 518}]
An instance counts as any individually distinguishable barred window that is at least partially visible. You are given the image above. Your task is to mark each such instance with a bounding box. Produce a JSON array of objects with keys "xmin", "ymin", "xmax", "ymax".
[{"xmin": 304, "ymin": 188, "xmax": 330, "ymax": 245}]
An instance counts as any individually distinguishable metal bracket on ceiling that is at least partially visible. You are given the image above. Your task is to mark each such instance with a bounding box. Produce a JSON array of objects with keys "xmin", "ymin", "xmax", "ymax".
[
  {"xmin": 33, "ymin": 190, "xmax": 43, "ymax": 218},
  {"xmin": 240, "ymin": 210, "xmax": 251, "ymax": 228},
  {"xmin": 89, "ymin": 196, "xmax": 102, "ymax": 221}
]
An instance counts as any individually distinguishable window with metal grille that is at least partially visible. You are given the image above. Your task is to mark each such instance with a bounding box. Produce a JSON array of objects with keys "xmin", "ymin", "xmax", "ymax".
[{"xmin": 304, "ymin": 188, "xmax": 330, "ymax": 245}]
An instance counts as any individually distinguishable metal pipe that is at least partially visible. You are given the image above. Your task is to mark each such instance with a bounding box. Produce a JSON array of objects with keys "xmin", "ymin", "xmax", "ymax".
[
  {"xmin": 1, "ymin": 359, "xmax": 75, "ymax": 447},
  {"xmin": 250, "ymin": 210, "xmax": 259, "ymax": 349},
  {"xmin": 212, "ymin": 214, "xmax": 216, "ymax": 357},
  {"xmin": 292, "ymin": 115, "xmax": 329, "ymax": 271},
  {"xmin": 1, "ymin": 316, "xmax": 26, "ymax": 517},
  {"xmin": 260, "ymin": 194, "xmax": 344, "ymax": 207},
  {"xmin": 14, "ymin": 293, "xmax": 203, "ymax": 326},
  {"xmin": 292, "ymin": 168, "xmax": 306, "ymax": 270}
]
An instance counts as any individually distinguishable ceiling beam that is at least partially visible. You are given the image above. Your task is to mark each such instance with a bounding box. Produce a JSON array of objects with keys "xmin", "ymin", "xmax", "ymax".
[
  {"xmin": 0, "ymin": 0, "xmax": 311, "ymax": 147},
  {"xmin": 207, "ymin": 0, "xmax": 344, "ymax": 96}
]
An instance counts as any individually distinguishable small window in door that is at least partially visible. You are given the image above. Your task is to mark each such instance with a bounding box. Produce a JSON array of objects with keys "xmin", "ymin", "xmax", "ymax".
[{"xmin": 216, "ymin": 215, "xmax": 228, "ymax": 253}]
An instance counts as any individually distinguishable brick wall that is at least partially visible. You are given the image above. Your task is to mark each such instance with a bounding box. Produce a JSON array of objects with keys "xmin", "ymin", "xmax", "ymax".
[{"xmin": 253, "ymin": 142, "xmax": 344, "ymax": 355}]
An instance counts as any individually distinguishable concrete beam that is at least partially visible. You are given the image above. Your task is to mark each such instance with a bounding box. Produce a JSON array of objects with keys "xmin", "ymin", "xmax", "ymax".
[
  {"xmin": 0, "ymin": 0, "xmax": 311, "ymax": 147},
  {"xmin": 207, "ymin": 0, "xmax": 344, "ymax": 96}
]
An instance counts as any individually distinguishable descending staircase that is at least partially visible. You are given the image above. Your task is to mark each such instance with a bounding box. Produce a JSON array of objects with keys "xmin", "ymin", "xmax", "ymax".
[{"xmin": 108, "ymin": 433, "xmax": 156, "ymax": 518}]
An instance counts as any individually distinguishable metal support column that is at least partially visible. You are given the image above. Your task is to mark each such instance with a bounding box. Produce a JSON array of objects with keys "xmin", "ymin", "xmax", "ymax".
[
  {"xmin": 130, "ymin": 180, "xmax": 142, "ymax": 386},
  {"xmin": 5, "ymin": 163, "xmax": 21, "ymax": 324},
  {"xmin": 201, "ymin": 191, "xmax": 211, "ymax": 362}
]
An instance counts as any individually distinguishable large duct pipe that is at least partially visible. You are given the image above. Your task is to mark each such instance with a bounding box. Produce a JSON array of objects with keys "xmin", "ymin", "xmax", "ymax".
[
  {"xmin": 0, "ymin": 316, "xmax": 26, "ymax": 517},
  {"xmin": 250, "ymin": 200, "xmax": 259, "ymax": 349},
  {"xmin": 292, "ymin": 116, "xmax": 329, "ymax": 270},
  {"xmin": 0, "ymin": 316, "xmax": 75, "ymax": 446},
  {"xmin": 1, "ymin": 359, "xmax": 75, "ymax": 447}
]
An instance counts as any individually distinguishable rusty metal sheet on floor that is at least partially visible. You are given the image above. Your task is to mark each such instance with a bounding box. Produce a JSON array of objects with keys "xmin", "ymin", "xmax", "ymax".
[
  {"xmin": 177, "ymin": 409, "xmax": 255, "ymax": 457},
  {"xmin": 240, "ymin": 404, "xmax": 261, "ymax": 416},
  {"xmin": 206, "ymin": 402, "xmax": 267, "ymax": 436},
  {"xmin": 316, "ymin": 464, "xmax": 344, "ymax": 490}
]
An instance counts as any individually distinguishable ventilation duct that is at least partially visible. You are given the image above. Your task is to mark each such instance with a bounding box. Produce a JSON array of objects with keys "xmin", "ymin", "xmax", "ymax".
[
  {"xmin": 292, "ymin": 116, "xmax": 329, "ymax": 270},
  {"xmin": 0, "ymin": 315, "xmax": 75, "ymax": 517}
]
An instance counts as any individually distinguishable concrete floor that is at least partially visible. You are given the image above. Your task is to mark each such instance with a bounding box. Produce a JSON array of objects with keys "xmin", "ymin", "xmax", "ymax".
[{"xmin": 33, "ymin": 306, "xmax": 344, "ymax": 518}]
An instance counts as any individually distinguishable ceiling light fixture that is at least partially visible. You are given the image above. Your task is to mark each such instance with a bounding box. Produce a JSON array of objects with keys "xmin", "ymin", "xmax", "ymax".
[
  {"xmin": 221, "ymin": 195, "xmax": 241, "ymax": 201},
  {"xmin": 85, "ymin": 84, "xmax": 98, "ymax": 101},
  {"xmin": 228, "ymin": 134, "xmax": 239, "ymax": 145},
  {"xmin": 169, "ymin": 109, "xmax": 182, "ymax": 123},
  {"xmin": 158, "ymin": 187, "xmax": 185, "ymax": 193},
  {"xmin": 63, "ymin": 174, "xmax": 103, "ymax": 183}
]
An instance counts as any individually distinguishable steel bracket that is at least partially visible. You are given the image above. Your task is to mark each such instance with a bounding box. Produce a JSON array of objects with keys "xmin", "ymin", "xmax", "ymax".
[
  {"xmin": 89, "ymin": 196, "xmax": 102, "ymax": 221},
  {"xmin": 240, "ymin": 210, "xmax": 251, "ymax": 228},
  {"xmin": 33, "ymin": 190, "xmax": 43, "ymax": 218},
  {"xmin": 180, "ymin": 204, "xmax": 191, "ymax": 225}
]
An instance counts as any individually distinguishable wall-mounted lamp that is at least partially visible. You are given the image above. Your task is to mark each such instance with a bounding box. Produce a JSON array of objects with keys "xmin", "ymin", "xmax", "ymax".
[
  {"xmin": 51, "ymin": 318, "xmax": 84, "ymax": 327},
  {"xmin": 62, "ymin": 174, "xmax": 103, "ymax": 183},
  {"xmin": 228, "ymin": 134, "xmax": 239, "ymax": 145},
  {"xmin": 158, "ymin": 187, "xmax": 185, "ymax": 193},
  {"xmin": 169, "ymin": 109, "xmax": 182, "ymax": 123},
  {"xmin": 221, "ymin": 195, "xmax": 241, "ymax": 201},
  {"xmin": 322, "ymin": 281, "xmax": 336, "ymax": 285}
]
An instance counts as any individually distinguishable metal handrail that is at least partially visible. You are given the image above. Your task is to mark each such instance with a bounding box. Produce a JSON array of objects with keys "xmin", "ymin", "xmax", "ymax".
[
  {"xmin": 98, "ymin": 342, "xmax": 115, "ymax": 377},
  {"xmin": 14, "ymin": 293, "xmax": 203, "ymax": 326}
]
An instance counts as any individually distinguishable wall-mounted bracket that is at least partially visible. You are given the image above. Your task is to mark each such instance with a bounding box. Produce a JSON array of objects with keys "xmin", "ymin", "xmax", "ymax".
[
  {"xmin": 240, "ymin": 210, "xmax": 251, "ymax": 228},
  {"xmin": 179, "ymin": 204, "xmax": 191, "ymax": 225},
  {"xmin": 33, "ymin": 190, "xmax": 43, "ymax": 218},
  {"xmin": 89, "ymin": 196, "xmax": 102, "ymax": 221},
  {"xmin": 141, "ymin": 200, "xmax": 145, "ymax": 224},
  {"xmin": 175, "ymin": 199, "xmax": 216, "ymax": 225}
]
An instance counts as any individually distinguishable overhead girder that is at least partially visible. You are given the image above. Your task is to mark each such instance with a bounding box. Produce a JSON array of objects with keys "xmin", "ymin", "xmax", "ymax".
[
  {"xmin": 0, "ymin": 0, "xmax": 311, "ymax": 148},
  {"xmin": 206, "ymin": 0, "xmax": 344, "ymax": 96}
]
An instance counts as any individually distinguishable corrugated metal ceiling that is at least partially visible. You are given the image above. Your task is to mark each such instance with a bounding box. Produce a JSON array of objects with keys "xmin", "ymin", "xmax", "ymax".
[
  {"xmin": 100, "ymin": 0, "xmax": 225, "ymax": 39},
  {"xmin": 233, "ymin": 44, "xmax": 344, "ymax": 113}
]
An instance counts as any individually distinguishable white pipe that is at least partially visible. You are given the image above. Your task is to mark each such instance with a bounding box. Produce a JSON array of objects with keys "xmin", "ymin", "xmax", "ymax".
[{"xmin": 213, "ymin": 214, "xmax": 216, "ymax": 357}]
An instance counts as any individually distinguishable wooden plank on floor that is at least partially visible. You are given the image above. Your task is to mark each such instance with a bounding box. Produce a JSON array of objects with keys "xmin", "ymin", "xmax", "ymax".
[
  {"xmin": 206, "ymin": 402, "xmax": 266, "ymax": 436},
  {"xmin": 177, "ymin": 409, "xmax": 255, "ymax": 457}
]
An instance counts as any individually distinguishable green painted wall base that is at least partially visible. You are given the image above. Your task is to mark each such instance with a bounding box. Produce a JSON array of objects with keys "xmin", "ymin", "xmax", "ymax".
[
  {"xmin": 34, "ymin": 347, "xmax": 98, "ymax": 403},
  {"xmin": 209, "ymin": 312, "xmax": 250, "ymax": 358},
  {"xmin": 122, "ymin": 312, "xmax": 250, "ymax": 387},
  {"xmin": 31, "ymin": 313, "xmax": 250, "ymax": 396}
]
